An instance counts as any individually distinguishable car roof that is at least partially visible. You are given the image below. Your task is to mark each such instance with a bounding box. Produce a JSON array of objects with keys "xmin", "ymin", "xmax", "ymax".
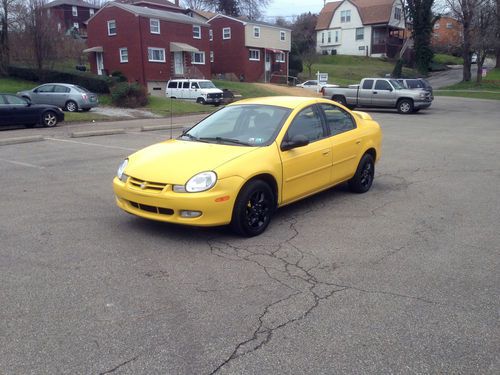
[{"xmin": 229, "ymin": 96, "xmax": 329, "ymax": 109}]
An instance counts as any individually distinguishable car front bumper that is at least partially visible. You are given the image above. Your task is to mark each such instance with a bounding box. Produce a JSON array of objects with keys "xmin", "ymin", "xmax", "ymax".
[
  {"xmin": 113, "ymin": 175, "xmax": 244, "ymax": 227},
  {"xmin": 414, "ymin": 100, "xmax": 433, "ymax": 109}
]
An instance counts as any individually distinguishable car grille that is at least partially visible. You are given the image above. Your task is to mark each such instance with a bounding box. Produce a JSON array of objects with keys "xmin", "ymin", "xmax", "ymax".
[
  {"xmin": 128, "ymin": 200, "xmax": 174, "ymax": 215},
  {"xmin": 208, "ymin": 93, "xmax": 222, "ymax": 99},
  {"xmin": 129, "ymin": 177, "xmax": 167, "ymax": 192}
]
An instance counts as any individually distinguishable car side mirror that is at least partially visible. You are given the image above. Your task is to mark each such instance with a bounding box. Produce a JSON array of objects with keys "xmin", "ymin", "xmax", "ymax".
[
  {"xmin": 281, "ymin": 134, "xmax": 309, "ymax": 151},
  {"xmin": 24, "ymin": 97, "xmax": 32, "ymax": 106}
]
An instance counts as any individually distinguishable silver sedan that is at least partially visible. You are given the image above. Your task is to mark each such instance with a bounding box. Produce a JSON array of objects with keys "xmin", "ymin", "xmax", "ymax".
[{"xmin": 18, "ymin": 83, "xmax": 99, "ymax": 112}]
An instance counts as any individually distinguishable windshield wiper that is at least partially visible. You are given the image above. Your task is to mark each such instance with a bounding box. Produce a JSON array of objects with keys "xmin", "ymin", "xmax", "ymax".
[{"xmin": 199, "ymin": 137, "xmax": 251, "ymax": 146}]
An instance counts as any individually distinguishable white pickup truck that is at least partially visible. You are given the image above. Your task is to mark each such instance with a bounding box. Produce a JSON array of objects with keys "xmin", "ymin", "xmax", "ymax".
[{"xmin": 321, "ymin": 78, "xmax": 433, "ymax": 114}]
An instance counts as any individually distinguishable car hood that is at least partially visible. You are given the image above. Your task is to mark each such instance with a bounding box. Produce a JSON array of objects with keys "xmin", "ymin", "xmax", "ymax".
[
  {"xmin": 125, "ymin": 139, "xmax": 256, "ymax": 183},
  {"xmin": 200, "ymin": 88, "xmax": 223, "ymax": 94}
]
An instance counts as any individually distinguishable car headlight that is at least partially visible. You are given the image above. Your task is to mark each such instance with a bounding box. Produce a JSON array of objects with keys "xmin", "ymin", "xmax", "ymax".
[
  {"xmin": 174, "ymin": 171, "xmax": 217, "ymax": 193},
  {"xmin": 117, "ymin": 159, "xmax": 128, "ymax": 182}
]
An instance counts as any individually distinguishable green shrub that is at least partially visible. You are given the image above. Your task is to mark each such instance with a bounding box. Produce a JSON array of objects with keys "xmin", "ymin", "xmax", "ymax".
[
  {"xmin": 110, "ymin": 82, "xmax": 148, "ymax": 108},
  {"xmin": 7, "ymin": 65, "xmax": 110, "ymax": 93},
  {"xmin": 111, "ymin": 70, "xmax": 127, "ymax": 82}
]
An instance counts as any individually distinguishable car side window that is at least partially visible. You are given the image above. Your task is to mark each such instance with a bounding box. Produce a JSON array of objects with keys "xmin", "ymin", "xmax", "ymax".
[
  {"xmin": 374, "ymin": 80, "xmax": 392, "ymax": 91},
  {"xmin": 319, "ymin": 103, "xmax": 356, "ymax": 136},
  {"xmin": 37, "ymin": 85, "xmax": 55, "ymax": 93},
  {"xmin": 191, "ymin": 82, "xmax": 199, "ymax": 89},
  {"xmin": 0, "ymin": 95, "xmax": 6, "ymax": 104},
  {"xmin": 167, "ymin": 81, "xmax": 177, "ymax": 89},
  {"xmin": 285, "ymin": 106, "xmax": 325, "ymax": 143},
  {"xmin": 54, "ymin": 85, "xmax": 70, "ymax": 93},
  {"xmin": 362, "ymin": 79, "xmax": 374, "ymax": 90},
  {"xmin": 5, "ymin": 95, "xmax": 27, "ymax": 105},
  {"xmin": 182, "ymin": 82, "xmax": 189, "ymax": 89}
]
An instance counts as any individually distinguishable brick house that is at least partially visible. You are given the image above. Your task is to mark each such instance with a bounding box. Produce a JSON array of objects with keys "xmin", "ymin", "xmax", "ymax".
[
  {"xmin": 44, "ymin": 0, "xmax": 100, "ymax": 38},
  {"xmin": 431, "ymin": 16, "xmax": 463, "ymax": 53},
  {"xmin": 85, "ymin": 2, "xmax": 211, "ymax": 94},
  {"xmin": 208, "ymin": 14, "xmax": 291, "ymax": 82}
]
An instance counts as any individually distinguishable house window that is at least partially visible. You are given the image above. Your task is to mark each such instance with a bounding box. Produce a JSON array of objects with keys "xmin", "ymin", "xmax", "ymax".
[
  {"xmin": 275, "ymin": 52, "xmax": 285, "ymax": 63},
  {"xmin": 280, "ymin": 30, "xmax": 286, "ymax": 41},
  {"xmin": 107, "ymin": 20, "xmax": 116, "ymax": 36},
  {"xmin": 434, "ymin": 23, "xmax": 440, "ymax": 29},
  {"xmin": 148, "ymin": 47, "xmax": 165, "ymax": 62},
  {"xmin": 394, "ymin": 7, "xmax": 402, "ymax": 21},
  {"xmin": 446, "ymin": 22, "xmax": 453, "ymax": 29},
  {"xmin": 90, "ymin": 9, "xmax": 94, "ymax": 16},
  {"xmin": 356, "ymin": 27, "xmax": 364, "ymax": 41},
  {"xmin": 191, "ymin": 51, "xmax": 205, "ymax": 64},
  {"xmin": 72, "ymin": 6, "xmax": 78, "ymax": 16},
  {"xmin": 249, "ymin": 49, "xmax": 260, "ymax": 61},
  {"xmin": 210, "ymin": 51, "xmax": 214, "ymax": 62},
  {"xmin": 340, "ymin": 10, "xmax": 351, "ymax": 23},
  {"xmin": 73, "ymin": 22, "xmax": 79, "ymax": 29},
  {"xmin": 253, "ymin": 26, "xmax": 260, "ymax": 38},
  {"xmin": 150, "ymin": 19, "xmax": 160, "ymax": 34},
  {"xmin": 119, "ymin": 48, "xmax": 128, "ymax": 63},
  {"xmin": 328, "ymin": 31, "xmax": 331, "ymax": 43},
  {"xmin": 223, "ymin": 27, "xmax": 231, "ymax": 39},
  {"xmin": 209, "ymin": 29, "xmax": 213, "ymax": 41},
  {"xmin": 193, "ymin": 25, "xmax": 201, "ymax": 39},
  {"xmin": 335, "ymin": 30, "xmax": 340, "ymax": 43},
  {"xmin": 321, "ymin": 32, "xmax": 324, "ymax": 44}
]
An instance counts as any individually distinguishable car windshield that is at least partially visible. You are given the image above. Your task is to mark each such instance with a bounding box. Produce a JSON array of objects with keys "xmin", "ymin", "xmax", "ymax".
[
  {"xmin": 389, "ymin": 79, "xmax": 405, "ymax": 90},
  {"xmin": 181, "ymin": 104, "xmax": 291, "ymax": 146},
  {"xmin": 199, "ymin": 81, "xmax": 216, "ymax": 89}
]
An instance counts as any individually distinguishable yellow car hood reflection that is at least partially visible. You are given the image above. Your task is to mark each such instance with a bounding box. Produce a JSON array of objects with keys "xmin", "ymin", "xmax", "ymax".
[{"xmin": 126, "ymin": 139, "xmax": 256, "ymax": 183}]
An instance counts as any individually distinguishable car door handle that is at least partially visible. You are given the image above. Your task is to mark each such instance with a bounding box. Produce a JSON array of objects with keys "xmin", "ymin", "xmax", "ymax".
[
  {"xmin": 373, "ymin": 91, "xmax": 378, "ymax": 94},
  {"xmin": 355, "ymin": 140, "xmax": 361, "ymax": 144},
  {"xmin": 322, "ymin": 150, "xmax": 330, "ymax": 156}
]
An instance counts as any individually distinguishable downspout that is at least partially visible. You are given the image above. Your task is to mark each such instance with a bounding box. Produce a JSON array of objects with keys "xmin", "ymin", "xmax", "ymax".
[{"xmin": 138, "ymin": 15, "xmax": 146, "ymax": 85}]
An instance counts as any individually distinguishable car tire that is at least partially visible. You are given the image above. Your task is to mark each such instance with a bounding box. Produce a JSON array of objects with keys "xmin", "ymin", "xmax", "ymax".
[
  {"xmin": 397, "ymin": 99, "xmax": 413, "ymax": 114},
  {"xmin": 65, "ymin": 100, "xmax": 78, "ymax": 112},
  {"xmin": 41, "ymin": 111, "xmax": 58, "ymax": 127},
  {"xmin": 196, "ymin": 97, "xmax": 206, "ymax": 104},
  {"xmin": 349, "ymin": 153, "xmax": 375, "ymax": 194},
  {"xmin": 332, "ymin": 95, "xmax": 347, "ymax": 106},
  {"xmin": 230, "ymin": 180, "xmax": 275, "ymax": 237}
]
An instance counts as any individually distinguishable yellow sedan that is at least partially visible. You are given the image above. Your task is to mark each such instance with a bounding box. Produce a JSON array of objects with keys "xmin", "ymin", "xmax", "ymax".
[{"xmin": 113, "ymin": 96, "xmax": 382, "ymax": 236}]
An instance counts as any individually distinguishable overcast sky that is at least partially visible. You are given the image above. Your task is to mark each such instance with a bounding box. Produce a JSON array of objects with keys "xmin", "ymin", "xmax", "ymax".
[{"xmin": 264, "ymin": 0, "xmax": 327, "ymax": 20}]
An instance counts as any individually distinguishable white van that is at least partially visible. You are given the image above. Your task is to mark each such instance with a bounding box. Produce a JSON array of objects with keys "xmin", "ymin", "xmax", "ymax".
[{"xmin": 165, "ymin": 79, "xmax": 223, "ymax": 105}]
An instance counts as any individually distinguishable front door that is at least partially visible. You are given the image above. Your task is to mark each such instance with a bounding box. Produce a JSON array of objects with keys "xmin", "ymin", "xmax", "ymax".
[
  {"xmin": 265, "ymin": 52, "xmax": 271, "ymax": 82},
  {"xmin": 174, "ymin": 52, "xmax": 184, "ymax": 75},
  {"xmin": 96, "ymin": 52, "xmax": 104, "ymax": 75},
  {"xmin": 280, "ymin": 105, "xmax": 332, "ymax": 204}
]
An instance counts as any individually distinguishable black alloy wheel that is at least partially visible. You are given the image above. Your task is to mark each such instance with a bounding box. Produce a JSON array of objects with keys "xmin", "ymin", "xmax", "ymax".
[
  {"xmin": 349, "ymin": 153, "xmax": 375, "ymax": 193},
  {"xmin": 231, "ymin": 180, "xmax": 275, "ymax": 237}
]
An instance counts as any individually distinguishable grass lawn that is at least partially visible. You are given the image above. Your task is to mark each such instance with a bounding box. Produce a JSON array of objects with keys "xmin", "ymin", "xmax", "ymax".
[
  {"xmin": 0, "ymin": 77, "xmax": 38, "ymax": 93},
  {"xmin": 302, "ymin": 55, "xmax": 418, "ymax": 86},
  {"xmin": 145, "ymin": 96, "xmax": 215, "ymax": 116},
  {"xmin": 433, "ymin": 54, "xmax": 463, "ymax": 65},
  {"xmin": 435, "ymin": 68, "xmax": 500, "ymax": 100}
]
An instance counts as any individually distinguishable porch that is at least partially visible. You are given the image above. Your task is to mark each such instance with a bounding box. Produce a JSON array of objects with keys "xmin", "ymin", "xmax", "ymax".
[{"xmin": 371, "ymin": 26, "xmax": 405, "ymax": 58}]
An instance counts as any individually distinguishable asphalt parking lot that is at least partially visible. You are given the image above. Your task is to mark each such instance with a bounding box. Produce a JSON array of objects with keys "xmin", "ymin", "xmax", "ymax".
[{"xmin": 1, "ymin": 97, "xmax": 499, "ymax": 374}]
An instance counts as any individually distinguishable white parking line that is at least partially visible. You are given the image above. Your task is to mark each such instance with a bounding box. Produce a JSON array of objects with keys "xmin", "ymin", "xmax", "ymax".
[
  {"xmin": 46, "ymin": 137, "xmax": 136, "ymax": 151},
  {"xmin": 0, "ymin": 158, "xmax": 45, "ymax": 169}
]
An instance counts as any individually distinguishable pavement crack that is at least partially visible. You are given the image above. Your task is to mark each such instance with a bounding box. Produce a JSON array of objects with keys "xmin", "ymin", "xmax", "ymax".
[{"xmin": 99, "ymin": 355, "xmax": 139, "ymax": 375}]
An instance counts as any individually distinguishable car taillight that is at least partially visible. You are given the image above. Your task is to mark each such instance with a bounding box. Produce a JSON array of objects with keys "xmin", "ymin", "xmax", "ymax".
[{"xmin": 82, "ymin": 93, "xmax": 88, "ymax": 101}]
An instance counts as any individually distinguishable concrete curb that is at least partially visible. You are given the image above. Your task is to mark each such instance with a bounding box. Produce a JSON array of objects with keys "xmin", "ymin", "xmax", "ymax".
[
  {"xmin": 0, "ymin": 135, "xmax": 45, "ymax": 146},
  {"xmin": 71, "ymin": 129, "xmax": 125, "ymax": 138},
  {"xmin": 141, "ymin": 124, "xmax": 184, "ymax": 132}
]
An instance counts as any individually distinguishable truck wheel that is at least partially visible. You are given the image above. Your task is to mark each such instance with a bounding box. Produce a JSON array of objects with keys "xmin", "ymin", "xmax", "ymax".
[
  {"xmin": 196, "ymin": 97, "xmax": 206, "ymax": 104},
  {"xmin": 397, "ymin": 99, "xmax": 413, "ymax": 114},
  {"xmin": 332, "ymin": 95, "xmax": 347, "ymax": 106}
]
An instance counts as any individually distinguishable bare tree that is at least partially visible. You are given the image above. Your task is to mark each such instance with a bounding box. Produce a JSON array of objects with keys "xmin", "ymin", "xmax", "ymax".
[
  {"xmin": 181, "ymin": 0, "xmax": 212, "ymax": 10},
  {"xmin": 471, "ymin": 0, "xmax": 497, "ymax": 82},
  {"xmin": 0, "ymin": 0, "xmax": 18, "ymax": 75},
  {"xmin": 445, "ymin": 0, "xmax": 489, "ymax": 81}
]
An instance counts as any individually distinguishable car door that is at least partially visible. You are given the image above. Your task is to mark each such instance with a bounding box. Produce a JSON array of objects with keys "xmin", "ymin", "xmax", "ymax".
[
  {"xmin": 0, "ymin": 95, "xmax": 10, "ymax": 125},
  {"xmin": 318, "ymin": 103, "xmax": 361, "ymax": 184},
  {"xmin": 31, "ymin": 84, "xmax": 55, "ymax": 105},
  {"xmin": 358, "ymin": 79, "xmax": 374, "ymax": 106},
  {"xmin": 52, "ymin": 85, "xmax": 71, "ymax": 107},
  {"xmin": 190, "ymin": 81, "xmax": 200, "ymax": 100},
  {"xmin": 372, "ymin": 79, "xmax": 397, "ymax": 107},
  {"xmin": 3, "ymin": 95, "xmax": 39, "ymax": 125},
  {"xmin": 180, "ymin": 81, "xmax": 190, "ymax": 99},
  {"xmin": 279, "ymin": 105, "xmax": 332, "ymax": 204}
]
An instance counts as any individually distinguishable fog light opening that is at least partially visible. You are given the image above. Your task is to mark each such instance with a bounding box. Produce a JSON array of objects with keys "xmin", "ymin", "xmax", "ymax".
[{"xmin": 180, "ymin": 210, "xmax": 202, "ymax": 218}]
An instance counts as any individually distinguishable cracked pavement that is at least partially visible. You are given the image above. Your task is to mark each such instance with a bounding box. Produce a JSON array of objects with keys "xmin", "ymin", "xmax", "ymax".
[{"xmin": 0, "ymin": 97, "xmax": 499, "ymax": 374}]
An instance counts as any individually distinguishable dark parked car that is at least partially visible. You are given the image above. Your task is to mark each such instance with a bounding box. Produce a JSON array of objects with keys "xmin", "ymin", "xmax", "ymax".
[
  {"xmin": 397, "ymin": 78, "xmax": 433, "ymax": 96},
  {"xmin": 17, "ymin": 83, "xmax": 99, "ymax": 112},
  {"xmin": 0, "ymin": 94, "xmax": 64, "ymax": 127}
]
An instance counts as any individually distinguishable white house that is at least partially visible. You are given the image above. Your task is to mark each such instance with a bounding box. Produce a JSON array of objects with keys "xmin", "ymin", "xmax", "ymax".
[{"xmin": 316, "ymin": 0, "xmax": 406, "ymax": 58}]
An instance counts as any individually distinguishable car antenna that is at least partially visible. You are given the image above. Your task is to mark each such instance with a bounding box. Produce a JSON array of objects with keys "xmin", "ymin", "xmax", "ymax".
[{"xmin": 170, "ymin": 95, "xmax": 173, "ymax": 139}]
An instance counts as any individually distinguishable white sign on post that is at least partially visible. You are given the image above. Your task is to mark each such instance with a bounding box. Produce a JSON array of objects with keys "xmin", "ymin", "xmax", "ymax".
[{"xmin": 316, "ymin": 71, "xmax": 329, "ymax": 93}]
